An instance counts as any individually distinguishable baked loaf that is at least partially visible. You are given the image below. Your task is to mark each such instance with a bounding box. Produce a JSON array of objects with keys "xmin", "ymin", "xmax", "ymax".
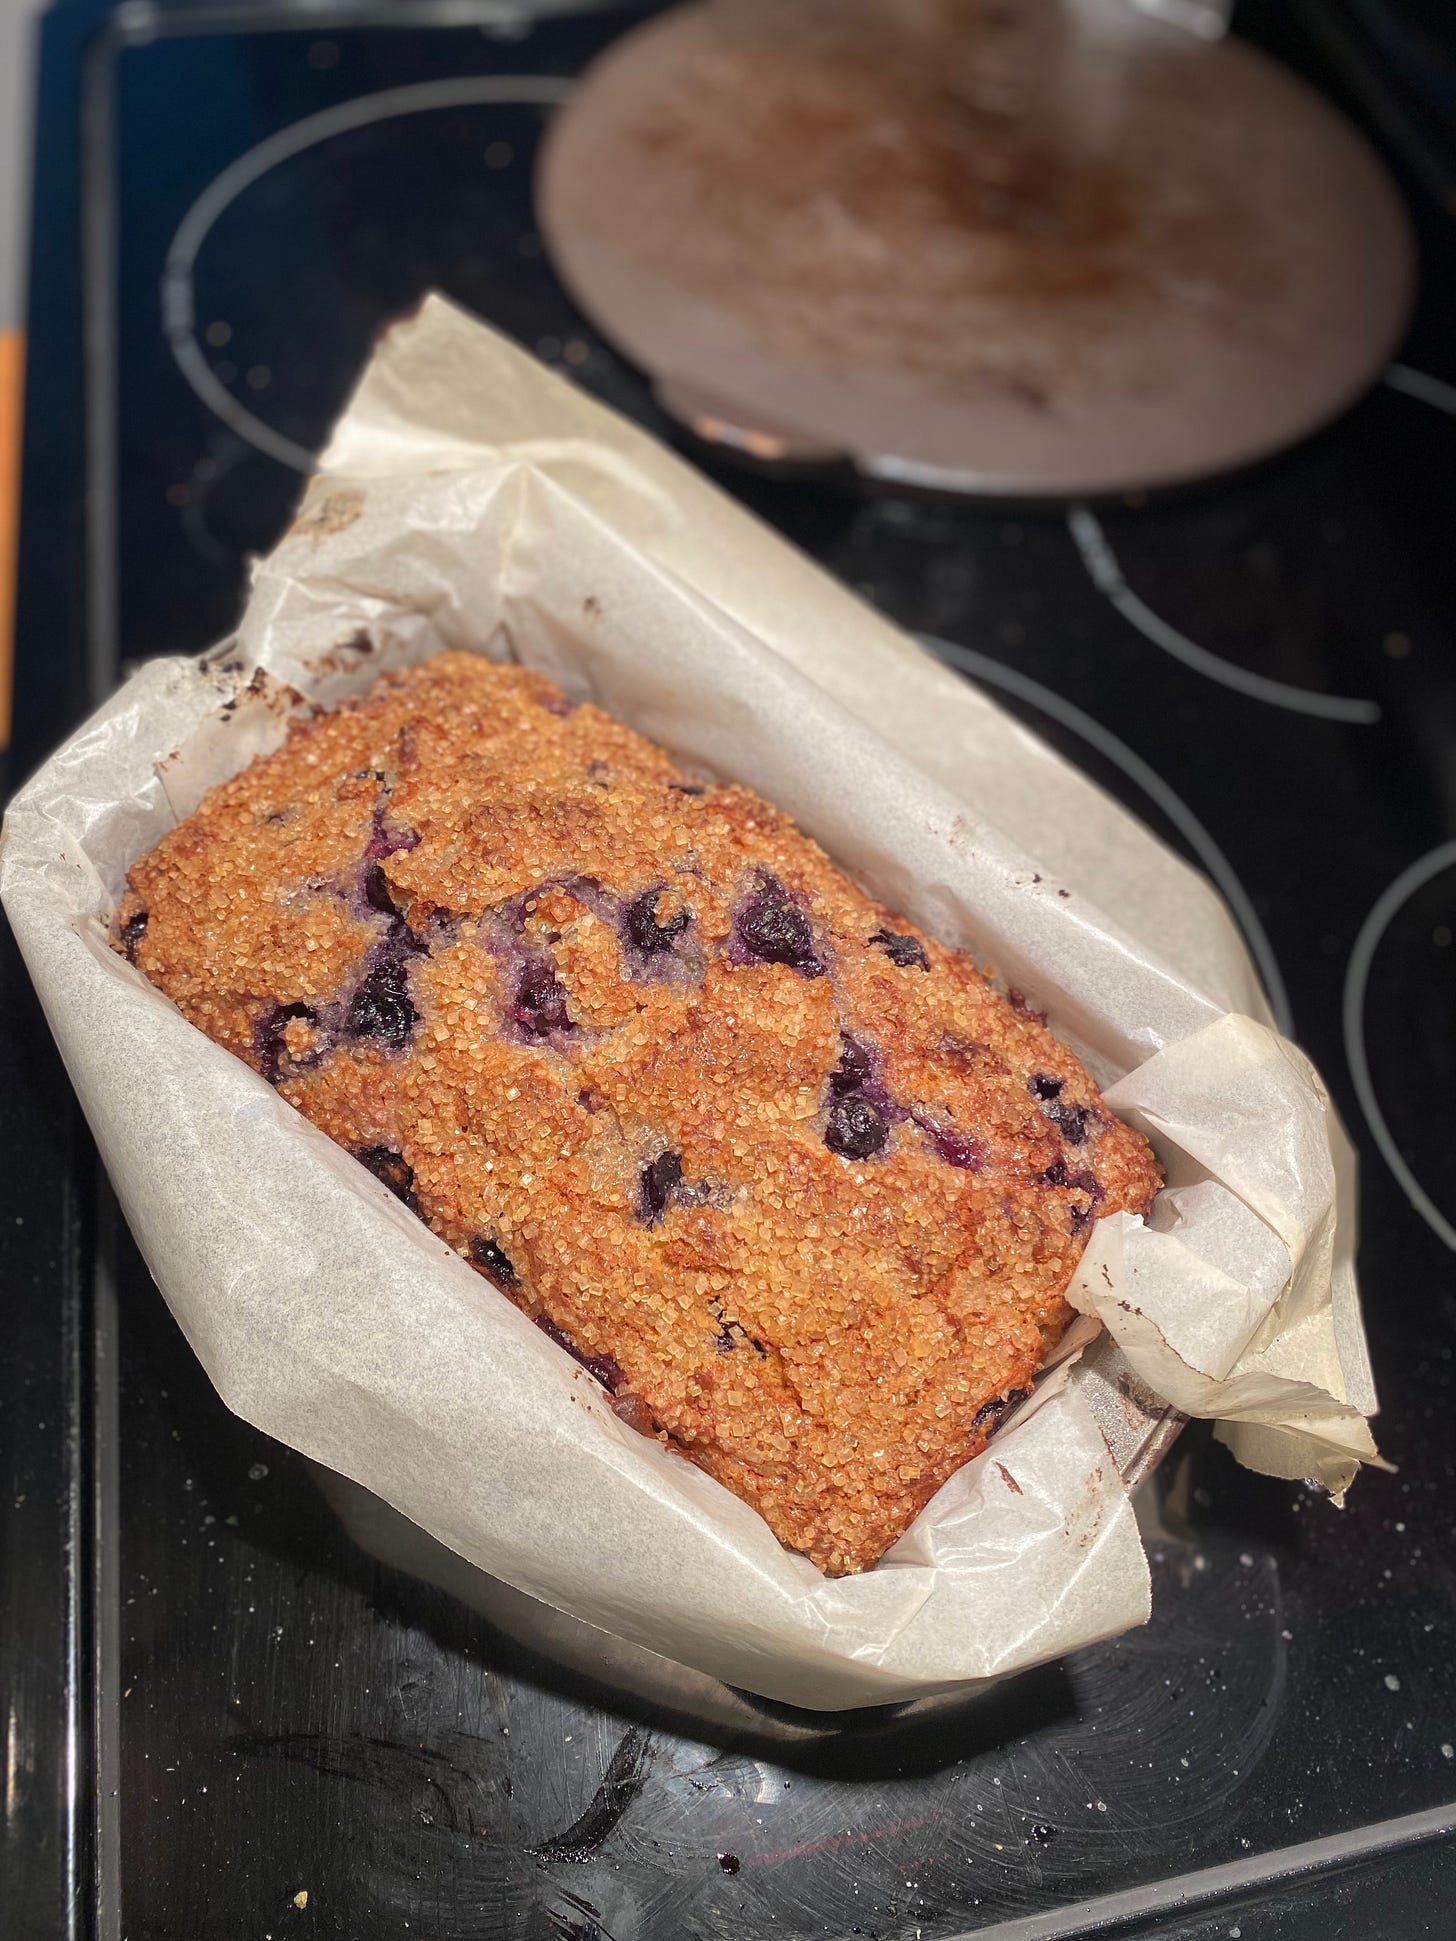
[{"xmin": 117, "ymin": 651, "xmax": 1160, "ymax": 1574}]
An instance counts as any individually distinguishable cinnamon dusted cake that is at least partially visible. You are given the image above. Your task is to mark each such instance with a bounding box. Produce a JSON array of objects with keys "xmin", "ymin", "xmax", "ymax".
[{"xmin": 116, "ymin": 651, "xmax": 1160, "ymax": 1574}]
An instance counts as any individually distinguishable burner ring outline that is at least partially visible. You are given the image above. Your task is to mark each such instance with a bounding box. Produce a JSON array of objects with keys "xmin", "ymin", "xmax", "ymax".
[
  {"xmin": 1343, "ymin": 839, "xmax": 1456, "ymax": 1253},
  {"xmin": 1384, "ymin": 363, "xmax": 1456, "ymax": 417},
  {"xmin": 920, "ymin": 631, "xmax": 1293, "ymax": 1037},
  {"xmin": 161, "ymin": 75, "xmax": 578, "ymax": 472},
  {"xmin": 1068, "ymin": 506, "xmax": 1381, "ymax": 726}
]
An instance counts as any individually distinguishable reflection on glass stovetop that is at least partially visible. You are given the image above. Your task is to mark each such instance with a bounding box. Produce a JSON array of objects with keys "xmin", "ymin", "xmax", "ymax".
[{"xmin": 50, "ymin": 0, "xmax": 1456, "ymax": 1935}]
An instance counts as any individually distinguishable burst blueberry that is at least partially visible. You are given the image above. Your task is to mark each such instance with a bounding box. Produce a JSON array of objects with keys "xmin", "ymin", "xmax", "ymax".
[
  {"xmin": 733, "ymin": 873, "xmax": 824, "ymax": 977},
  {"xmin": 584, "ymin": 1351, "xmax": 627, "ymax": 1392},
  {"xmin": 511, "ymin": 956, "xmax": 573, "ymax": 1037},
  {"xmin": 830, "ymin": 1033, "xmax": 876, "ymax": 1096},
  {"xmin": 357, "ymin": 1146, "xmax": 416, "ymax": 1206},
  {"xmin": 364, "ymin": 812, "xmax": 420, "ymax": 862},
  {"xmin": 469, "ymin": 1234, "xmax": 517, "ymax": 1288},
  {"xmin": 534, "ymin": 1312, "xmax": 626, "ymax": 1392},
  {"xmin": 255, "ymin": 1000, "xmax": 318, "ymax": 1085},
  {"xmin": 916, "ymin": 1114, "xmax": 983, "ymax": 1170},
  {"xmin": 825, "ymin": 1095, "xmax": 888, "ymax": 1161},
  {"xmin": 1047, "ymin": 1100, "xmax": 1093, "ymax": 1144},
  {"xmin": 346, "ymin": 958, "xmax": 418, "ymax": 1049},
  {"xmin": 362, "ymin": 863, "xmax": 399, "ymax": 916},
  {"xmin": 625, "ymin": 886, "xmax": 690, "ymax": 955},
  {"xmin": 972, "ymin": 1386, "xmax": 1031, "ymax": 1432},
  {"xmin": 640, "ymin": 1150, "xmax": 684, "ymax": 1225},
  {"xmin": 120, "ymin": 910, "xmax": 148, "ymax": 962},
  {"xmin": 870, "ymin": 927, "xmax": 928, "ymax": 970},
  {"xmin": 1067, "ymin": 1170, "xmax": 1104, "ymax": 1233}
]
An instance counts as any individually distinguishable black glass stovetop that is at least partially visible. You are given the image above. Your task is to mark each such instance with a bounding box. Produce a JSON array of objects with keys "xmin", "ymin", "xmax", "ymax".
[{"xmin": 4, "ymin": 3, "xmax": 1456, "ymax": 1938}]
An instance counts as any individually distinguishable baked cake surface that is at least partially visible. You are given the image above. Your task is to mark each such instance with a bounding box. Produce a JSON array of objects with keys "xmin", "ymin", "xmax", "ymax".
[{"xmin": 118, "ymin": 651, "xmax": 1160, "ymax": 1574}]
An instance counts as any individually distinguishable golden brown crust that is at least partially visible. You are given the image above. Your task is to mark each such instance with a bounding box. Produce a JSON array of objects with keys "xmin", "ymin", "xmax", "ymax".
[{"xmin": 118, "ymin": 651, "xmax": 1160, "ymax": 1574}]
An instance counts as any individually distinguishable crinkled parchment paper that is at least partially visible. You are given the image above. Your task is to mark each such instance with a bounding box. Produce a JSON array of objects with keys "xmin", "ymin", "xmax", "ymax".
[{"xmin": 0, "ymin": 297, "xmax": 1378, "ymax": 1709}]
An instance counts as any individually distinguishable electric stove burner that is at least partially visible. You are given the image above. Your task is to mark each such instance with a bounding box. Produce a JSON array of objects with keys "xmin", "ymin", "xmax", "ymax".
[
  {"xmin": 8, "ymin": 4, "xmax": 1456, "ymax": 1935},
  {"xmin": 539, "ymin": 0, "xmax": 1417, "ymax": 494},
  {"xmin": 159, "ymin": 77, "xmax": 604, "ymax": 483}
]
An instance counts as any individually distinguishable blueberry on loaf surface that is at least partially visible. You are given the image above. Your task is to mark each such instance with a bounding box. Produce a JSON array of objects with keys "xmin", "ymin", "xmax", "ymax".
[{"xmin": 117, "ymin": 652, "xmax": 1160, "ymax": 1575}]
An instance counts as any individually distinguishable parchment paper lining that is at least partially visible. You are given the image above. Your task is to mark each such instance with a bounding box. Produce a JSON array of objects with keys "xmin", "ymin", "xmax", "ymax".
[{"xmin": 0, "ymin": 298, "xmax": 1376, "ymax": 1709}]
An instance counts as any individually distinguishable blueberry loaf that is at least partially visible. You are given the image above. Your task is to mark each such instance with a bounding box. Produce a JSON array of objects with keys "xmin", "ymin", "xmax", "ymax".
[{"xmin": 117, "ymin": 651, "xmax": 1160, "ymax": 1574}]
